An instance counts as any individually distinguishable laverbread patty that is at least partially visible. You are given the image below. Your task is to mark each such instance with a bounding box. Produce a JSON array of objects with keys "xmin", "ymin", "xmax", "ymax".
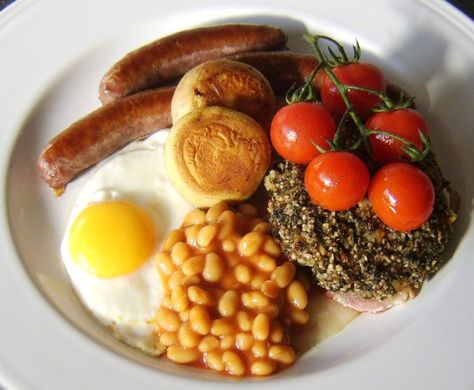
[{"xmin": 264, "ymin": 155, "xmax": 456, "ymax": 300}]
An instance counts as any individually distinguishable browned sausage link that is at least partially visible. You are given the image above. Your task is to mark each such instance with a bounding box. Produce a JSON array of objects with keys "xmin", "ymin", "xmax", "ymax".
[
  {"xmin": 99, "ymin": 24, "xmax": 287, "ymax": 104},
  {"xmin": 37, "ymin": 87, "xmax": 175, "ymax": 192},
  {"xmin": 40, "ymin": 51, "xmax": 313, "ymax": 192},
  {"xmin": 229, "ymin": 51, "xmax": 318, "ymax": 96}
]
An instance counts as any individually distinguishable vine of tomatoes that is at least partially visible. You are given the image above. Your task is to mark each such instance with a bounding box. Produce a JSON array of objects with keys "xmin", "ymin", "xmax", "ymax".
[{"xmin": 270, "ymin": 34, "xmax": 435, "ymax": 231}]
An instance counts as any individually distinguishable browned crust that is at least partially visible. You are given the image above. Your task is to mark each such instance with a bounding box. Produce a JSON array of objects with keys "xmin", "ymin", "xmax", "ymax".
[
  {"xmin": 37, "ymin": 86, "xmax": 175, "ymax": 191},
  {"xmin": 99, "ymin": 24, "xmax": 287, "ymax": 104},
  {"xmin": 171, "ymin": 59, "xmax": 275, "ymax": 128},
  {"xmin": 165, "ymin": 106, "xmax": 272, "ymax": 207}
]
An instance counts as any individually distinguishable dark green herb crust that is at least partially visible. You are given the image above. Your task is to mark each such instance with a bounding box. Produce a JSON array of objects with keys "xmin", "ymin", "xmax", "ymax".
[{"xmin": 264, "ymin": 154, "xmax": 456, "ymax": 300}]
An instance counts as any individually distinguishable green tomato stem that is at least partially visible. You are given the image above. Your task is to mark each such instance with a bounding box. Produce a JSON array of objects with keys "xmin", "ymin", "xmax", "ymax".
[
  {"xmin": 289, "ymin": 33, "xmax": 431, "ymax": 162},
  {"xmin": 343, "ymin": 85, "xmax": 393, "ymax": 108}
]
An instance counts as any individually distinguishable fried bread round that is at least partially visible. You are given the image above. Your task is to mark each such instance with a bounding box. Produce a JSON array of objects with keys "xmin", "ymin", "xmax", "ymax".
[
  {"xmin": 171, "ymin": 59, "xmax": 275, "ymax": 129},
  {"xmin": 165, "ymin": 106, "xmax": 271, "ymax": 207}
]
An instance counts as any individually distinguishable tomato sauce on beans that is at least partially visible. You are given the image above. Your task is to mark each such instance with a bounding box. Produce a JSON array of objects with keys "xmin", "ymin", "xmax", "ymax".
[{"xmin": 155, "ymin": 202, "xmax": 309, "ymax": 376}]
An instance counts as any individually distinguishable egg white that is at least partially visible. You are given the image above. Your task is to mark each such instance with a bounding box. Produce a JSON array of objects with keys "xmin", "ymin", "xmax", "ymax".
[{"xmin": 61, "ymin": 129, "xmax": 193, "ymax": 355}]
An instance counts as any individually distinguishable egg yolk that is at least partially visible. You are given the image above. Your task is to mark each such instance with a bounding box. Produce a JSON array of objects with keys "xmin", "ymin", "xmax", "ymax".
[{"xmin": 69, "ymin": 201, "xmax": 156, "ymax": 278}]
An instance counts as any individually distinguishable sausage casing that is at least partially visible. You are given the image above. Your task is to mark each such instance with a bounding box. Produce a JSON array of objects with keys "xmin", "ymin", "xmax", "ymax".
[
  {"xmin": 99, "ymin": 24, "xmax": 287, "ymax": 104},
  {"xmin": 37, "ymin": 87, "xmax": 175, "ymax": 191}
]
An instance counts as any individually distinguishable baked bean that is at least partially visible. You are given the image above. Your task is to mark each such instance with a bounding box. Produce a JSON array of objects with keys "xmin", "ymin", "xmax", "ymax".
[
  {"xmin": 197, "ymin": 224, "xmax": 218, "ymax": 247},
  {"xmin": 235, "ymin": 332, "xmax": 253, "ymax": 351},
  {"xmin": 168, "ymin": 270, "xmax": 184, "ymax": 290},
  {"xmin": 238, "ymin": 203, "xmax": 258, "ymax": 217},
  {"xmin": 210, "ymin": 319, "xmax": 233, "ymax": 336},
  {"xmin": 171, "ymin": 242, "xmax": 192, "ymax": 266},
  {"xmin": 184, "ymin": 209, "xmax": 206, "ymax": 226},
  {"xmin": 261, "ymin": 280, "xmax": 280, "ymax": 298},
  {"xmin": 167, "ymin": 346, "xmax": 199, "ymax": 364},
  {"xmin": 221, "ymin": 238, "xmax": 237, "ymax": 252},
  {"xmin": 242, "ymin": 291, "xmax": 269, "ymax": 309},
  {"xmin": 204, "ymin": 350, "xmax": 224, "ymax": 371},
  {"xmin": 238, "ymin": 231, "xmax": 265, "ymax": 257},
  {"xmin": 179, "ymin": 310, "xmax": 190, "ymax": 322},
  {"xmin": 206, "ymin": 202, "xmax": 229, "ymax": 223},
  {"xmin": 236, "ymin": 310, "xmax": 252, "ymax": 332},
  {"xmin": 251, "ymin": 340, "xmax": 268, "ymax": 358},
  {"xmin": 270, "ymin": 322, "xmax": 284, "ymax": 343},
  {"xmin": 287, "ymin": 280, "xmax": 308, "ymax": 309},
  {"xmin": 185, "ymin": 224, "xmax": 202, "ymax": 246},
  {"xmin": 220, "ymin": 335, "xmax": 235, "ymax": 350},
  {"xmin": 254, "ymin": 254, "xmax": 277, "ymax": 272},
  {"xmin": 222, "ymin": 351, "xmax": 245, "ymax": 376},
  {"xmin": 182, "ymin": 255, "xmax": 205, "ymax": 276},
  {"xmin": 160, "ymin": 331, "xmax": 177, "ymax": 347},
  {"xmin": 271, "ymin": 261, "xmax": 296, "ymax": 288},
  {"xmin": 202, "ymin": 252, "xmax": 225, "ymax": 282},
  {"xmin": 198, "ymin": 335, "xmax": 220, "ymax": 352},
  {"xmin": 234, "ymin": 263, "xmax": 252, "ymax": 284},
  {"xmin": 252, "ymin": 222, "xmax": 271, "ymax": 233},
  {"xmin": 188, "ymin": 286, "xmax": 213, "ymax": 305},
  {"xmin": 252, "ymin": 313, "xmax": 270, "ymax": 341},
  {"xmin": 262, "ymin": 303, "xmax": 280, "ymax": 319},
  {"xmin": 161, "ymin": 295, "xmax": 173, "ymax": 310},
  {"xmin": 189, "ymin": 305, "xmax": 211, "ymax": 335},
  {"xmin": 217, "ymin": 210, "xmax": 237, "ymax": 239},
  {"xmin": 156, "ymin": 252, "xmax": 176, "ymax": 276},
  {"xmin": 178, "ymin": 322, "xmax": 201, "ymax": 348},
  {"xmin": 181, "ymin": 274, "xmax": 200, "ymax": 287},
  {"xmin": 218, "ymin": 290, "xmax": 239, "ymax": 317},
  {"xmin": 156, "ymin": 307, "xmax": 181, "ymax": 332},
  {"xmin": 163, "ymin": 229, "xmax": 186, "ymax": 251},
  {"xmin": 262, "ymin": 237, "xmax": 282, "ymax": 257},
  {"xmin": 251, "ymin": 360, "xmax": 276, "ymax": 376},
  {"xmin": 156, "ymin": 203, "xmax": 309, "ymax": 377},
  {"xmin": 250, "ymin": 274, "xmax": 266, "ymax": 290},
  {"xmin": 269, "ymin": 345, "xmax": 296, "ymax": 364},
  {"xmin": 288, "ymin": 306, "xmax": 309, "ymax": 325},
  {"xmin": 171, "ymin": 285, "xmax": 189, "ymax": 312}
]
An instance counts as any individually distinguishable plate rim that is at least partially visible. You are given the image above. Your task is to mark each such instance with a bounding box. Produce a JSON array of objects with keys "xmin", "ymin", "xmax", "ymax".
[{"xmin": 1, "ymin": 1, "xmax": 473, "ymax": 389}]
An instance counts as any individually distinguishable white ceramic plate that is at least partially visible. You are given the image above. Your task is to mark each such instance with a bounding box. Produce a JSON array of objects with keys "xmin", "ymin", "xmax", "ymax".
[{"xmin": 1, "ymin": 0, "xmax": 473, "ymax": 389}]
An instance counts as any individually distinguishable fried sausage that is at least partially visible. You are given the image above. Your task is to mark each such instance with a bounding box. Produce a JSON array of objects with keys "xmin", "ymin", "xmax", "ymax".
[
  {"xmin": 37, "ymin": 87, "xmax": 175, "ymax": 192},
  {"xmin": 39, "ymin": 51, "xmax": 318, "ymax": 192},
  {"xmin": 99, "ymin": 24, "xmax": 287, "ymax": 104},
  {"xmin": 229, "ymin": 51, "xmax": 318, "ymax": 95}
]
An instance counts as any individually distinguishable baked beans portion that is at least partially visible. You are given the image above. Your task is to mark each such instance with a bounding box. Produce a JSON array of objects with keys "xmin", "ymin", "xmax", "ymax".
[{"xmin": 155, "ymin": 202, "xmax": 309, "ymax": 377}]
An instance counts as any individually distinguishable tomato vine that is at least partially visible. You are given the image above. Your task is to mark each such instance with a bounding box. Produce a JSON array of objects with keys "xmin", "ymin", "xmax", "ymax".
[{"xmin": 289, "ymin": 34, "xmax": 431, "ymax": 163}]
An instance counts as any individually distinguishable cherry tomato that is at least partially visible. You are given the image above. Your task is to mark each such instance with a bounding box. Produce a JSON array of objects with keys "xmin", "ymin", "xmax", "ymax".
[
  {"xmin": 317, "ymin": 63, "xmax": 386, "ymax": 119},
  {"xmin": 304, "ymin": 152, "xmax": 370, "ymax": 211},
  {"xmin": 368, "ymin": 162, "xmax": 435, "ymax": 231},
  {"xmin": 270, "ymin": 102, "xmax": 337, "ymax": 164},
  {"xmin": 366, "ymin": 108, "xmax": 430, "ymax": 165}
]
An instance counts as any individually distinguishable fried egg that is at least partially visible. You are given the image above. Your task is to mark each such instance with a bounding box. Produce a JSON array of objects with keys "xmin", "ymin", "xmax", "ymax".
[{"xmin": 60, "ymin": 129, "xmax": 193, "ymax": 355}]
